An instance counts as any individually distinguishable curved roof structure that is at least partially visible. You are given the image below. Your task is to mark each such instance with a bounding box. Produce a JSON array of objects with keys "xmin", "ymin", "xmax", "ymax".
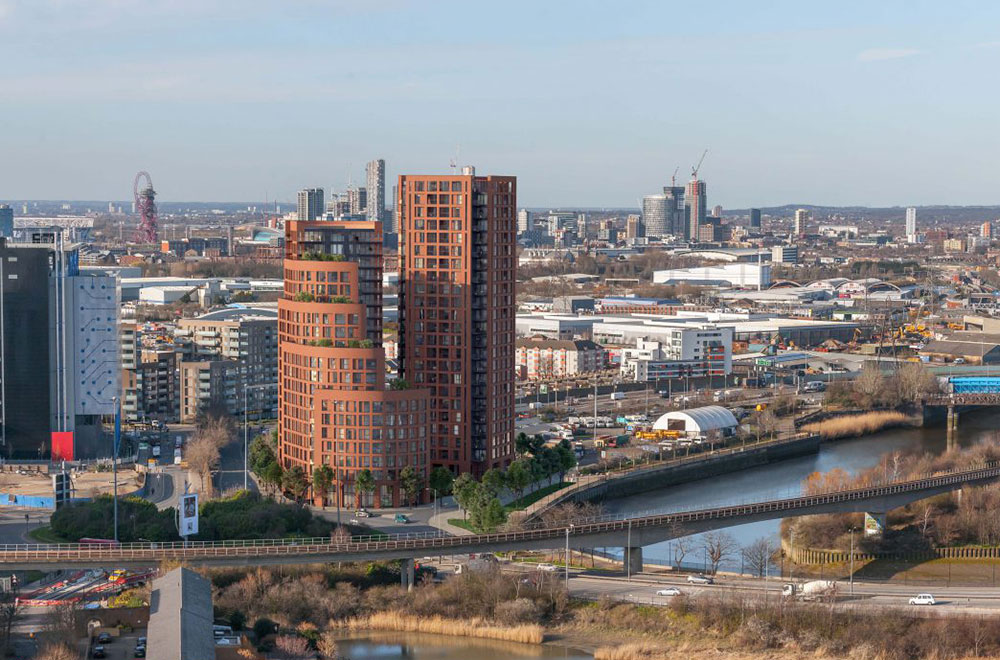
[
  {"xmin": 652, "ymin": 405, "xmax": 739, "ymax": 434},
  {"xmin": 768, "ymin": 280, "xmax": 803, "ymax": 289}
]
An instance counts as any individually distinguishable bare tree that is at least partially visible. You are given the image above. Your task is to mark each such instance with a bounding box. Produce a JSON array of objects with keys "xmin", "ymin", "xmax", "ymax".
[
  {"xmin": 703, "ymin": 531, "xmax": 738, "ymax": 575},
  {"xmin": 34, "ymin": 644, "xmax": 76, "ymax": 660},
  {"xmin": 741, "ymin": 536, "xmax": 776, "ymax": 578},
  {"xmin": 186, "ymin": 436, "xmax": 221, "ymax": 497},
  {"xmin": 671, "ymin": 532, "xmax": 692, "ymax": 570},
  {"xmin": 854, "ymin": 364, "xmax": 884, "ymax": 408},
  {"xmin": 41, "ymin": 601, "xmax": 77, "ymax": 649},
  {"xmin": 0, "ymin": 588, "xmax": 21, "ymax": 657},
  {"xmin": 273, "ymin": 635, "xmax": 312, "ymax": 660},
  {"xmin": 896, "ymin": 362, "xmax": 939, "ymax": 404}
]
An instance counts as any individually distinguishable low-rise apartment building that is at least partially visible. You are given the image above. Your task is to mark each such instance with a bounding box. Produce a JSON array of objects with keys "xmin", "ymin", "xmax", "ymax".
[{"xmin": 515, "ymin": 338, "xmax": 604, "ymax": 380}]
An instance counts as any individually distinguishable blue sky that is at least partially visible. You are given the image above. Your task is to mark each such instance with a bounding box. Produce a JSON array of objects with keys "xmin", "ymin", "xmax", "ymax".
[{"xmin": 1, "ymin": 0, "xmax": 999, "ymax": 207}]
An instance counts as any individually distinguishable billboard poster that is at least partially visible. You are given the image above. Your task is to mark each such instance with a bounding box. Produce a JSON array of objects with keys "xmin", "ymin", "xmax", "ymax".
[
  {"xmin": 180, "ymin": 493, "xmax": 199, "ymax": 537},
  {"xmin": 864, "ymin": 512, "xmax": 883, "ymax": 537},
  {"xmin": 51, "ymin": 432, "xmax": 74, "ymax": 462}
]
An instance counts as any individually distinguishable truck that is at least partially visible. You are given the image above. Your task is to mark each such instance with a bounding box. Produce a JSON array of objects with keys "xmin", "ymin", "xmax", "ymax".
[
  {"xmin": 610, "ymin": 392, "xmax": 625, "ymax": 401},
  {"xmin": 782, "ymin": 580, "xmax": 837, "ymax": 601}
]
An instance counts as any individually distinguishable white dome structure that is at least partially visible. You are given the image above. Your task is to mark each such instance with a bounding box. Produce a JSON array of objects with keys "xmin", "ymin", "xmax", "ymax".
[{"xmin": 652, "ymin": 405, "xmax": 739, "ymax": 436}]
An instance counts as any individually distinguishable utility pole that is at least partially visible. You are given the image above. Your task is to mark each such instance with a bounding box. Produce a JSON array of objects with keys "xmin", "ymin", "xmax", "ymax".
[
  {"xmin": 592, "ymin": 376, "xmax": 598, "ymax": 447},
  {"xmin": 112, "ymin": 396, "xmax": 120, "ymax": 543},
  {"xmin": 849, "ymin": 527, "xmax": 856, "ymax": 596}
]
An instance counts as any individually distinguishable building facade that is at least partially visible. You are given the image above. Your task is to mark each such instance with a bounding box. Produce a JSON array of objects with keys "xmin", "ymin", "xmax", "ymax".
[
  {"xmin": 619, "ymin": 331, "xmax": 732, "ymax": 382},
  {"xmin": 515, "ymin": 338, "xmax": 604, "ymax": 380},
  {"xmin": 685, "ymin": 179, "xmax": 707, "ymax": 241},
  {"xmin": 398, "ymin": 169, "xmax": 516, "ymax": 475},
  {"xmin": 278, "ymin": 219, "xmax": 430, "ymax": 507},
  {"xmin": 297, "ymin": 188, "xmax": 324, "ymax": 222},
  {"xmin": 121, "ymin": 322, "xmax": 179, "ymax": 423},
  {"xmin": 366, "ymin": 159, "xmax": 386, "ymax": 224},
  {"xmin": 750, "ymin": 208, "xmax": 761, "ymax": 229}
]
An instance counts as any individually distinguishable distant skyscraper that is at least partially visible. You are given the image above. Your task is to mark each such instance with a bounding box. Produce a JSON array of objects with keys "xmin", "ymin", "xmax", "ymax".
[
  {"xmin": 641, "ymin": 194, "xmax": 670, "ymax": 237},
  {"xmin": 366, "ymin": 159, "xmax": 386, "ymax": 224},
  {"xmin": 905, "ymin": 207, "xmax": 917, "ymax": 242},
  {"xmin": 685, "ymin": 179, "xmax": 707, "ymax": 241},
  {"xmin": 749, "ymin": 208, "xmax": 761, "ymax": 229},
  {"xmin": 0, "ymin": 205, "xmax": 12, "ymax": 238},
  {"xmin": 712, "ymin": 205, "xmax": 723, "ymax": 218},
  {"xmin": 389, "ymin": 184, "xmax": 399, "ymax": 234},
  {"xmin": 347, "ymin": 187, "xmax": 367, "ymax": 216},
  {"xmin": 517, "ymin": 209, "xmax": 531, "ymax": 234},
  {"xmin": 982, "ymin": 221, "xmax": 994, "ymax": 239},
  {"xmin": 576, "ymin": 213, "xmax": 588, "ymax": 240},
  {"xmin": 296, "ymin": 188, "xmax": 324, "ymax": 222},
  {"xmin": 794, "ymin": 209, "xmax": 808, "ymax": 238},
  {"xmin": 626, "ymin": 214, "xmax": 643, "ymax": 240},
  {"xmin": 663, "ymin": 186, "xmax": 685, "ymax": 236}
]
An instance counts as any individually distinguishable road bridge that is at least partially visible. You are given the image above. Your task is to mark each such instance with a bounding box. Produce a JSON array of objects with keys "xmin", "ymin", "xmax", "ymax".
[{"xmin": 2, "ymin": 462, "xmax": 998, "ymax": 575}]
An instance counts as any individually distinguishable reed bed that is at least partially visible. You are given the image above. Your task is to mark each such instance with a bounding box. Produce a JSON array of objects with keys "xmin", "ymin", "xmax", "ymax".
[
  {"xmin": 802, "ymin": 411, "xmax": 910, "ymax": 440},
  {"xmin": 593, "ymin": 642, "xmax": 673, "ymax": 660},
  {"xmin": 337, "ymin": 611, "xmax": 544, "ymax": 644}
]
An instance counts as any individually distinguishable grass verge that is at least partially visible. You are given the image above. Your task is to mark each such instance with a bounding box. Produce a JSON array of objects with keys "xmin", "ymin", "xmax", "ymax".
[
  {"xmin": 504, "ymin": 482, "xmax": 570, "ymax": 512},
  {"xmin": 446, "ymin": 518, "xmax": 476, "ymax": 532},
  {"xmin": 28, "ymin": 526, "xmax": 69, "ymax": 544},
  {"xmin": 337, "ymin": 612, "xmax": 544, "ymax": 644}
]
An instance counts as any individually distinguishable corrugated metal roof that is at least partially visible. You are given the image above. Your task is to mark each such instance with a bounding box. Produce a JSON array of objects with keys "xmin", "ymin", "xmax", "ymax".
[{"xmin": 147, "ymin": 568, "xmax": 215, "ymax": 660}]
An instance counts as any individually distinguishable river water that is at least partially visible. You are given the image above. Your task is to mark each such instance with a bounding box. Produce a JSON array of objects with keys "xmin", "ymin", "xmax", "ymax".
[
  {"xmin": 335, "ymin": 632, "xmax": 590, "ymax": 659},
  {"xmin": 601, "ymin": 409, "xmax": 1000, "ymax": 567}
]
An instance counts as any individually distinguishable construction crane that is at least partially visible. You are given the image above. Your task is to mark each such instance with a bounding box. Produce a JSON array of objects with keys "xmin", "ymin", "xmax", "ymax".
[
  {"xmin": 691, "ymin": 149, "xmax": 709, "ymax": 179},
  {"xmin": 670, "ymin": 166, "xmax": 679, "ymax": 187}
]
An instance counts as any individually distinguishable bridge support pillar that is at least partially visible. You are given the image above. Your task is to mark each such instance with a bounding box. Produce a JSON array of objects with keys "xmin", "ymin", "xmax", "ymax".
[
  {"xmin": 947, "ymin": 406, "xmax": 959, "ymax": 450},
  {"xmin": 625, "ymin": 546, "xmax": 643, "ymax": 575},
  {"xmin": 401, "ymin": 558, "xmax": 415, "ymax": 591}
]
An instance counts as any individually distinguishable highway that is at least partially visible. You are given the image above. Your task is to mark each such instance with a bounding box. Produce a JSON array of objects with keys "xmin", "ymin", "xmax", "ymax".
[{"xmin": 566, "ymin": 572, "xmax": 1000, "ymax": 615}]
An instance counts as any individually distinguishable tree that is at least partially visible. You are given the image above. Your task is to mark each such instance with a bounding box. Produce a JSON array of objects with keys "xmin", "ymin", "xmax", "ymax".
[
  {"xmin": 505, "ymin": 460, "xmax": 532, "ymax": 501},
  {"xmin": 249, "ymin": 433, "xmax": 277, "ymax": 475},
  {"xmin": 399, "ymin": 465, "xmax": 421, "ymax": 506},
  {"xmin": 741, "ymin": 536, "xmax": 776, "ymax": 578},
  {"xmin": 555, "ymin": 440, "xmax": 577, "ymax": 481},
  {"xmin": 0, "ymin": 587, "xmax": 20, "ymax": 657},
  {"xmin": 855, "ymin": 363, "xmax": 885, "ymax": 408},
  {"xmin": 34, "ymin": 644, "xmax": 76, "ymax": 660},
  {"xmin": 482, "ymin": 468, "xmax": 507, "ymax": 497},
  {"xmin": 453, "ymin": 475, "xmax": 481, "ymax": 520},
  {"xmin": 312, "ymin": 465, "xmax": 334, "ymax": 508},
  {"xmin": 355, "ymin": 468, "xmax": 376, "ymax": 508},
  {"xmin": 470, "ymin": 494, "xmax": 507, "ymax": 533},
  {"xmin": 429, "ymin": 467, "xmax": 454, "ymax": 499},
  {"xmin": 670, "ymin": 529, "xmax": 692, "ymax": 570},
  {"xmin": 703, "ymin": 531, "xmax": 738, "ymax": 575},
  {"xmin": 516, "ymin": 433, "xmax": 544, "ymax": 456},
  {"xmin": 896, "ymin": 362, "xmax": 939, "ymax": 404},
  {"xmin": 186, "ymin": 436, "xmax": 221, "ymax": 497},
  {"xmin": 282, "ymin": 465, "xmax": 309, "ymax": 502},
  {"xmin": 261, "ymin": 461, "xmax": 284, "ymax": 497},
  {"xmin": 273, "ymin": 635, "xmax": 312, "ymax": 660},
  {"xmin": 751, "ymin": 409, "xmax": 778, "ymax": 443}
]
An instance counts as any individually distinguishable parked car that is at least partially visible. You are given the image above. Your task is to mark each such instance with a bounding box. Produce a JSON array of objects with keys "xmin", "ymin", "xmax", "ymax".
[
  {"xmin": 134, "ymin": 646, "xmax": 146, "ymax": 658},
  {"xmin": 687, "ymin": 574, "xmax": 714, "ymax": 585},
  {"xmin": 655, "ymin": 587, "xmax": 682, "ymax": 596},
  {"xmin": 354, "ymin": 509, "xmax": 371, "ymax": 518},
  {"xmin": 537, "ymin": 563, "xmax": 558, "ymax": 572},
  {"xmin": 909, "ymin": 594, "xmax": 936, "ymax": 606},
  {"xmin": 96, "ymin": 632, "xmax": 113, "ymax": 644},
  {"xmin": 394, "ymin": 514, "xmax": 410, "ymax": 524},
  {"xmin": 93, "ymin": 646, "xmax": 107, "ymax": 659}
]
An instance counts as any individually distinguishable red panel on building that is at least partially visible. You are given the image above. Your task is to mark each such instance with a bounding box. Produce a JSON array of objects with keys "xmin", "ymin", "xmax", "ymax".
[{"xmin": 51, "ymin": 432, "xmax": 74, "ymax": 462}]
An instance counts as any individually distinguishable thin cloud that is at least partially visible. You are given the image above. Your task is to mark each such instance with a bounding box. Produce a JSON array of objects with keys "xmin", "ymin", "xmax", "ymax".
[{"xmin": 856, "ymin": 48, "xmax": 921, "ymax": 62}]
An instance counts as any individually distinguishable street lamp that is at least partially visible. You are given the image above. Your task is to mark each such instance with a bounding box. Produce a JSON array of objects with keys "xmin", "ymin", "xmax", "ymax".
[
  {"xmin": 243, "ymin": 383, "xmax": 275, "ymax": 491},
  {"xmin": 111, "ymin": 396, "xmax": 120, "ymax": 543},
  {"xmin": 565, "ymin": 524, "xmax": 574, "ymax": 589},
  {"xmin": 849, "ymin": 526, "xmax": 856, "ymax": 596}
]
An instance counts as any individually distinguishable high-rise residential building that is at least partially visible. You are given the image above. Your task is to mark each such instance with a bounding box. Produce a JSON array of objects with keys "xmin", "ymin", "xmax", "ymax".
[
  {"xmin": 641, "ymin": 194, "xmax": 669, "ymax": 238},
  {"xmin": 366, "ymin": 159, "xmax": 386, "ymax": 224},
  {"xmin": 663, "ymin": 186, "xmax": 685, "ymax": 236},
  {"xmin": 0, "ymin": 205, "xmax": 12, "ymax": 238},
  {"xmin": 121, "ymin": 322, "xmax": 179, "ymax": 423},
  {"xmin": 711, "ymin": 205, "xmax": 723, "ymax": 218},
  {"xmin": 346, "ymin": 187, "xmax": 368, "ymax": 216},
  {"xmin": 982, "ymin": 221, "xmax": 994, "ymax": 240},
  {"xmin": 297, "ymin": 188, "xmax": 324, "ymax": 222},
  {"xmin": 749, "ymin": 208, "xmax": 762, "ymax": 229},
  {"xmin": 684, "ymin": 179, "xmax": 707, "ymax": 241},
  {"xmin": 517, "ymin": 208, "xmax": 531, "ymax": 234},
  {"xmin": 175, "ymin": 310, "xmax": 278, "ymax": 423},
  {"xmin": 576, "ymin": 214, "xmax": 589, "ymax": 240},
  {"xmin": 398, "ymin": 169, "xmax": 516, "ymax": 475},
  {"xmin": 0, "ymin": 240, "xmax": 118, "ymax": 460},
  {"xmin": 278, "ymin": 219, "xmax": 430, "ymax": 507},
  {"xmin": 905, "ymin": 207, "xmax": 917, "ymax": 242},
  {"xmin": 794, "ymin": 208, "xmax": 809, "ymax": 238},
  {"xmin": 625, "ymin": 214, "xmax": 643, "ymax": 240}
]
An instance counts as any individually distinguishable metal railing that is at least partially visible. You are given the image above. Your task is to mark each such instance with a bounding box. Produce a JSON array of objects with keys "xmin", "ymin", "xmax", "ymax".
[{"xmin": 2, "ymin": 461, "xmax": 998, "ymax": 564}]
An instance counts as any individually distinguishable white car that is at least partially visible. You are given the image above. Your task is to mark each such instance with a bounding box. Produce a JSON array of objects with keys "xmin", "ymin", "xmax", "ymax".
[
  {"xmin": 537, "ymin": 563, "xmax": 558, "ymax": 572},
  {"xmin": 655, "ymin": 587, "xmax": 682, "ymax": 596},
  {"xmin": 687, "ymin": 574, "xmax": 714, "ymax": 585},
  {"xmin": 909, "ymin": 594, "xmax": 936, "ymax": 606}
]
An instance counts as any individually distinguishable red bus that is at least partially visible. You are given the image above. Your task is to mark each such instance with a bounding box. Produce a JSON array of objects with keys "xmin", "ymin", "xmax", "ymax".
[{"xmin": 78, "ymin": 538, "xmax": 120, "ymax": 548}]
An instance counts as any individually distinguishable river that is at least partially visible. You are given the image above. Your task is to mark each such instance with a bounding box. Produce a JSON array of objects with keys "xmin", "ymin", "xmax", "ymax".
[
  {"xmin": 601, "ymin": 409, "xmax": 1000, "ymax": 567},
  {"xmin": 335, "ymin": 632, "xmax": 590, "ymax": 659}
]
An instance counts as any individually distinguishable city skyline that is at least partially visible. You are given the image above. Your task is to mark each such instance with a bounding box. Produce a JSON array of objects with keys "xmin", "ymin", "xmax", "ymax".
[{"xmin": 3, "ymin": 2, "xmax": 1000, "ymax": 206}]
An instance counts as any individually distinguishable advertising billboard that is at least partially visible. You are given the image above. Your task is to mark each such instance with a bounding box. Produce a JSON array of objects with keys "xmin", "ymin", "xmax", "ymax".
[{"xmin": 180, "ymin": 493, "xmax": 199, "ymax": 537}]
